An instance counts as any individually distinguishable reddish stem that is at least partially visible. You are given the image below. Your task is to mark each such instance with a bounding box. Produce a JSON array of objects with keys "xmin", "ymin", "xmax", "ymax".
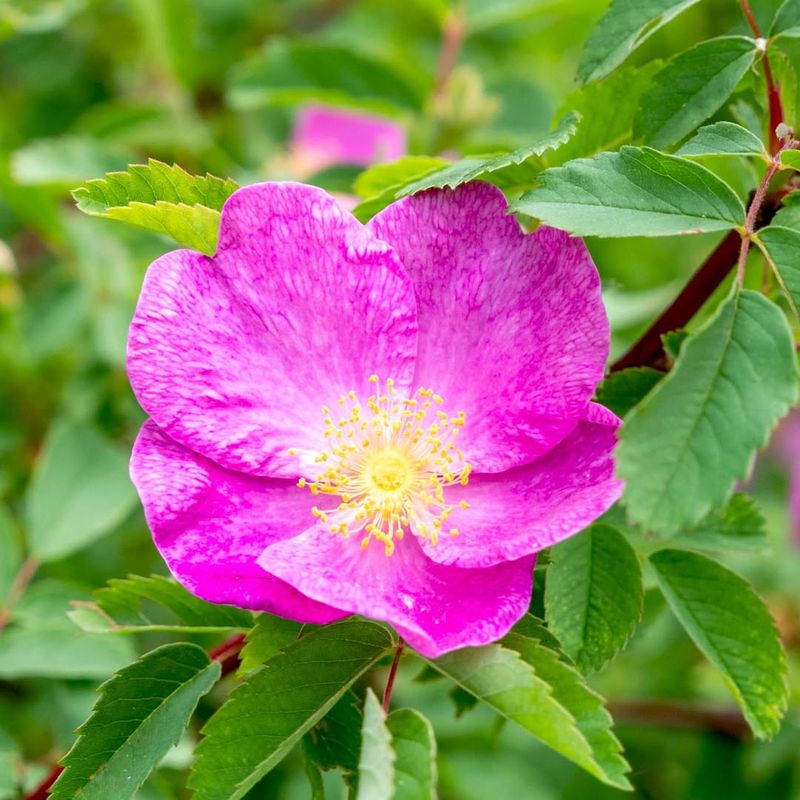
[
  {"xmin": 209, "ymin": 632, "xmax": 246, "ymax": 678},
  {"xmin": 610, "ymin": 231, "xmax": 741, "ymax": 372},
  {"xmin": 738, "ymin": 0, "xmax": 784, "ymax": 153},
  {"xmin": 610, "ymin": 699, "xmax": 749, "ymax": 739},
  {"xmin": 0, "ymin": 557, "xmax": 39, "ymax": 637},
  {"xmin": 382, "ymin": 641, "xmax": 404, "ymax": 713},
  {"xmin": 23, "ymin": 765, "xmax": 63, "ymax": 800},
  {"xmin": 433, "ymin": 7, "xmax": 466, "ymax": 96}
]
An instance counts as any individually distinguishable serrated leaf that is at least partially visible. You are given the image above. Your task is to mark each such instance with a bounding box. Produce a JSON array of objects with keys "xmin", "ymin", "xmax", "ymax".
[
  {"xmin": 25, "ymin": 421, "xmax": 138, "ymax": 562},
  {"xmin": 770, "ymin": 0, "xmax": 800, "ymax": 39},
  {"xmin": 50, "ymin": 643, "xmax": 219, "ymax": 800},
  {"xmin": 550, "ymin": 62, "xmax": 661, "ymax": 165},
  {"xmin": 577, "ymin": 0, "xmax": 701, "ymax": 84},
  {"xmin": 239, "ymin": 613, "xmax": 303, "ymax": 672},
  {"xmin": 661, "ymin": 329, "xmax": 689, "ymax": 361},
  {"xmin": 227, "ymin": 40, "xmax": 422, "ymax": 114},
  {"xmin": 356, "ymin": 690, "xmax": 395, "ymax": 800},
  {"xmin": 671, "ymin": 494, "xmax": 766, "ymax": 551},
  {"xmin": 773, "ymin": 198, "xmax": 800, "ymax": 231},
  {"xmin": 545, "ymin": 524, "xmax": 643, "ymax": 673},
  {"xmin": 305, "ymin": 690, "xmax": 362, "ymax": 775},
  {"xmin": 427, "ymin": 639, "xmax": 630, "ymax": 789},
  {"xmin": 618, "ymin": 290, "xmax": 798, "ymax": 534},
  {"xmin": 755, "ymin": 225, "xmax": 800, "ymax": 315},
  {"xmin": 677, "ymin": 121, "xmax": 768, "ymax": 159},
  {"xmin": 594, "ymin": 368, "xmax": 663, "ymax": 417},
  {"xmin": 72, "ymin": 160, "xmax": 238, "ymax": 254},
  {"xmin": 650, "ymin": 549, "xmax": 787, "ymax": 739},
  {"xmin": 503, "ymin": 621, "xmax": 631, "ymax": 790},
  {"xmin": 512, "ymin": 146, "xmax": 745, "ymax": 237},
  {"xmin": 190, "ymin": 620, "xmax": 396, "ymax": 800},
  {"xmin": 352, "ymin": 157, "xmax": 449, "ymax": 222},
  {"xmin": 634, "ymin": 37, "xmax": 757, "ymax": 149},
  {"xmin": 68, "ymin": 574, "xmax": 252, "ymax": 634},
  {"xmin": 394, "ymin": 113, "xmax": 579, "ymax": 196},
  {"xmin": 386, "ymin": 709, "xmax": 437, "ymax": 800}
]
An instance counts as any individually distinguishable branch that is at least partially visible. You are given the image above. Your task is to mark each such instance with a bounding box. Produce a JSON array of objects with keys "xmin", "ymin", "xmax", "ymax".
[
  {"xmin": 23, "ymin": 765, "xmax": 63, "ymax": 800},
  {"xmin": 0, "ymin": 557, "xmax": 39, "ymax": 637},
  {"xmin": 609, "ymin": 698, "xmax": 750, "ymax": 739},
  {"xmin": 610, "ymin": 230, "xmax": 741, "ymax": 372},
  {"xmin": 208, "ymin": 631, "xmax": 246, "ymax": 678},
  {"xmin": 433, "ymin": 7, "xmax": 467, "ymax": 97}
]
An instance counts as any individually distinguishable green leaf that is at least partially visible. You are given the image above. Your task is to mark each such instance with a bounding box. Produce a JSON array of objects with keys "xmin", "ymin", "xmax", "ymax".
[
  {"xmin": 50, "ymin": 643, "xmax": 220, "ymax": 800},
  {"xmin": 770, "ymin": 0, "xmax": 800, "ymax": 39},
  {"xmin": 779, "ymin": 150, "xmax": 800, "ymax": 171},
  {"xmin": 239, "ymin": 613, "xmax": 303, "ymax": 672},
  {"xmin": 386, "ymin": 709, "xmax": 437, "ymax": 800},
  {"xmin": 25, "ymin": 421, "xmax": 138, "ymax": 562},
  {"xmin": 594, "ymin": 368, "xmax": 664, "ymax": 417},
  {"xmin": 68, "ymin": 574, "xmax": 252, "ymax": 634},
  {"xmin": 545, "ymin": 524, "xmax": 643, "ymax": 673},
  {"xmin": 0, "ymin": 626, "xmax": 134, "ymax": 679},
  {"xmin": 650, "ymin": 549, "xmax": 788, "ymax": 739},
  {"xmin": 512, "ymin": 147, "xmax": 745, "ymax": 237},
  {"xmin": 634, "ymin": 37, "xmax": 757, "ymax": 149},
  {"xmin": 618, "ymin": 290, "xmax": 798, "ymax": 534},
  {"xmin": 352, "ymin": 157, "xmax": 449, "ymax": 222},
  {"xmin": 227, "ymin": 40, "xmax": 422, "ymax": 115},
  {"xmin": 677, "ymin": 121, "xmax": 768, "ymax": 159},
  {"xmin": 189, "ymin": 620, "xmax": 396, "ymax": 800},
  {"xmin": 550, "ymin": 62, "xmax": 661, "ymax": 165},
  {"xmin": 754, "ymin": 225, "xmax": 800, "ymax": 314},
  {"xmin": 661, "ymin": 329, "xmax": 689, "ymax": 360},
  {"xmin": 427, "ymin": 639, "xmax": 630, "ymax": 789},
  {"xmin": 0, "ymin": 728, "xmax": 20, "ymax": 800},
  {"xmin": 772, "ymin": 196, "xmax": 800, "ymax": 231},
  {"xmin": 670, "ymin": 494, "xmax": 766, "ymax": 552},
  {"xmin": 72, "ymin": 160, "xmax": 238, "ymax": 255},
  {"xmin": 305, "ymin": 690, "xmax": 362, "ymax": 776},
  {"xmin": 577, "ymin": 0, "xmax": 702, "ymax": 84},
  {"xmin": 356, "ymin": 690, "xmax": 395, "ymax": 800},
  {"xmin": 11, "ymin": 135, "xmax": 129, "ymax": 186},
  {"xmin": 394, "ymin": 113, "xmax": 579, "ymax": 196}
]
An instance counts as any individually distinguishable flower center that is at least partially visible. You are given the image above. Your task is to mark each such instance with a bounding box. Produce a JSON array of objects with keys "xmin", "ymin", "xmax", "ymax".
[{"xmin": 290, "ymin": 375, "xmax": 472, "ymax": 556}]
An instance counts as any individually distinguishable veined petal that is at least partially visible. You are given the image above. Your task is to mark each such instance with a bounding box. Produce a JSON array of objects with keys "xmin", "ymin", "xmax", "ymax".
[
  {"xmin": 368, "ymin": 182, "xmax": 609, "ymax": 472},
  {"xmin": 258, "ymin": 527, "xmax": 535, "ymax": 658},
  {"xmin": 128, "ymin": 182, "xmax": 418, "ymax": 479},
  {"xmin": 417, "ymin": 403, "xmax": 623, "ymax": 567},
  {"xmin": 131, "ymin": 420, "xmax": 345, "ymax": 623}
]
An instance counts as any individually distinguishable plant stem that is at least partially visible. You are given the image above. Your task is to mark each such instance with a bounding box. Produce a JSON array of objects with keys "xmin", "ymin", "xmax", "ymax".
[
  {"xmin": 23, "ymin": 765, "xmax": 63, "ymax": 800},
  {"xmin": 382, "ymin": 641, "xmax": 404, "ymax": 713},
  {"xmin": 609, "ymin": 699, "xmax": 749, "ymax": 738},
  {"xmin": 0, "ymin": 557, "xmax": 39, "ymax": 637},
  {"xmin": 610, "ymin": 230, "xmax": 742, "ymax": 372},
  {"xmin": 434, "ymin": 7, "xmax": 467, "ymax": 97},
  {"xmin": 208, "ymin": 632, "xmax": 247, "ymax": 678},
  {"xmin": 737, "ymin": 0, "xmax": 784, "ymax": 153}
]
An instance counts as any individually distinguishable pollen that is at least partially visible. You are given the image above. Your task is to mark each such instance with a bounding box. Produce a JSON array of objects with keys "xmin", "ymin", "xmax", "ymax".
[{"xmin": 290, "ymin": 377, "xmax": 471, "ymax": 556}]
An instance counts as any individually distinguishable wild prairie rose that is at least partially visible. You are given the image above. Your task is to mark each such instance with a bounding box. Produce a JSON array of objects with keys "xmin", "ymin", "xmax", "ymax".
[{"xmin": 128, "ymin": 181, "xmax": 622, "ymax": 657}]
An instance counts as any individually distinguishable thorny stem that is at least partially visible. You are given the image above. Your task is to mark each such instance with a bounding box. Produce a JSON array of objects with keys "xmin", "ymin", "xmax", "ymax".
[
  {"xmin": 382, "ymin": 641, "xmax": 405, "ymax": 713},
  {"xmin": 737, "ymin": 0, "xmax": 784, "ymax": 153},
  {"xmin": 0, "ymin": 557, "xmax": 39, "ymax": 637}
]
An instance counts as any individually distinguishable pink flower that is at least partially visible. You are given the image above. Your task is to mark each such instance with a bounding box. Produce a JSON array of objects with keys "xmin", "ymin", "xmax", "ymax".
[
  {"xmin": 775, "ymin": 410, "xmax": 800, "ymax": 544},
  {"xmin": 128, "ymin": 181, "xmax": 622, "ymax": 657},
  {"xmin": 291, "ymin": 104, "xmax": 407, "ymax": 172}
]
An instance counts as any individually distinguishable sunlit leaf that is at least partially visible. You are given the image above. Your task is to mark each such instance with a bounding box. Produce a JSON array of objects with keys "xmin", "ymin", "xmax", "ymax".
[{"xmin": 677, "ymin": 121, "xmax": 768, "ymax": 159}]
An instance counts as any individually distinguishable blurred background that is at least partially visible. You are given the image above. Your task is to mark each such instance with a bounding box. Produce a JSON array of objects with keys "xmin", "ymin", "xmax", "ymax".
[{"xmin": 0, "ymin": 0, "xmax": 798, "ymax": 797}]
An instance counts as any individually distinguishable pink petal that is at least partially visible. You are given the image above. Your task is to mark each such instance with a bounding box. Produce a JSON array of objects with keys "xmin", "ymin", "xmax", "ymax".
[
  {"xmin": 368, "ymin": 182, "xmax": 609, "ymax": 472},
  {"xmin": 258, "ymin": 528, "xmax": 535, "ymax": 658},
  {"xmin": 417, "ymin": 403, "xmax": 624, "ymax": 567},
  {"xmin": 128, "ymin": 182, "xmax": 418, "ymax": 479},
  {"xmin": 130, "ymin": 420, "xmax": 345, "ymax": 624},
  {"xmin": 293, "ymin": 105, "xmax": 407, "ymax": 169}
]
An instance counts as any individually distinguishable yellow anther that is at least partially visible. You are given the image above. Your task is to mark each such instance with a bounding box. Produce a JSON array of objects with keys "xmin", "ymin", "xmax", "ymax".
[{"xmin": 287, "ymin": 448, "xmax": 298, "ymax": 456}]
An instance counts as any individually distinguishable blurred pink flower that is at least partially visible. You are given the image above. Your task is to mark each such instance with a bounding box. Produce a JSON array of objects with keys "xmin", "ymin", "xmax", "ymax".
[
  {"xmin": 127, "ymin": 180, "xmax": 621, "ymax": 657},
  {"xmin": 292, "ymin": 104, "xmax": 407, "ymax": 171},
  {"xmin": 775, "ymin": 410, "xmax": 800, "ymax": 544}
]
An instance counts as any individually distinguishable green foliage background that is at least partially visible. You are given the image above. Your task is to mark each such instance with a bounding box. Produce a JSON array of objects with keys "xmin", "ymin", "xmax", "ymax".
[{"xmin": 1, "ymin": 0, "xmax": 799, "ymax": 798}]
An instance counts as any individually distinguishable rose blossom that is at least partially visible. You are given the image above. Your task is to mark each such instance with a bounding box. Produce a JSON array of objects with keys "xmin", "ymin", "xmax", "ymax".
[{"xmin": 128, "ymin": 180, "xmax": 622, "ymax": 657}]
